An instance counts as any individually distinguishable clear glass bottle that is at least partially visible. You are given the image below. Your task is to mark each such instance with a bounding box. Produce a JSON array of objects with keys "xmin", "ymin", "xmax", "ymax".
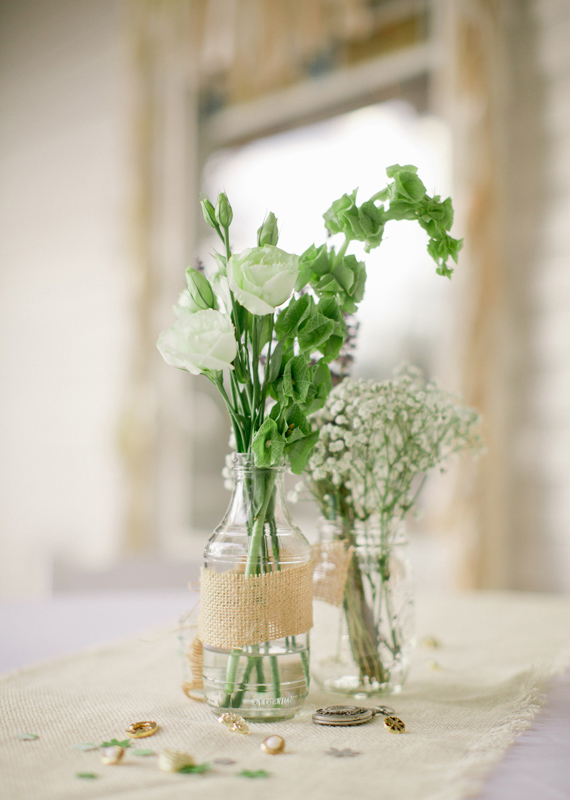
[
  {"xmin": 312, "ymin": 516, "xmax": 414, "ymax": 696},
  {"xmin": 201, "ymin": 454, "xmax": 312, "ymax": 720}
]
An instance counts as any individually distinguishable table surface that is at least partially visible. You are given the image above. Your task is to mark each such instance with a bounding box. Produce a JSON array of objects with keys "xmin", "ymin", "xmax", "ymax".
[{"xmin": 1, "ymin": 590, "xmax": 569, "ymax": 800}]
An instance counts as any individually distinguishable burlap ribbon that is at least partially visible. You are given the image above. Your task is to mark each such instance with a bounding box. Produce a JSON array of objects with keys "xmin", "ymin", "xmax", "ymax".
[
  {"xmin": 198, "ymin": 562, "xmax": 314, "ymax": 649},
  {"xmin": 311, "ymin": 540, "xmax": 354, "ymax": 607}
]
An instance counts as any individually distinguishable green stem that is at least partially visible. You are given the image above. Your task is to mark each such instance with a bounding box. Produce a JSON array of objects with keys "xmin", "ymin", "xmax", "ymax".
[
  {"xmin": 244, "ymin": 470, "xmax": 277, "ymax": 577},
  {"xmin": 333, "ymin": 237, "xmax": 350, "ymax": 267}
]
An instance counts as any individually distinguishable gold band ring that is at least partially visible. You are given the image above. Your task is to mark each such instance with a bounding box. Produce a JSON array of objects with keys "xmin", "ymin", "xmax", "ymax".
[{"xmin": 126, "ymin": 721, "xmax": 159, "ymax": 739}]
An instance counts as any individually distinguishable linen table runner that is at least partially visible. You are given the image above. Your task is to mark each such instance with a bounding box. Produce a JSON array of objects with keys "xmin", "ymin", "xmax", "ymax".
[{"xmin": 1, "ymin": 591, "xmax": 569, "ymax": 800}]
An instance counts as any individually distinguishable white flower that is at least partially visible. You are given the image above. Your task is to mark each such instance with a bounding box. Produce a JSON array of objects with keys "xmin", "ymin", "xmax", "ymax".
[
  {"xmin": 173, "ymin": 288, "xmax": 201, "ymax": 316},
  {"xmin": 227, "ymin": 245, "xmax": 299, "ymax": 315},
  {"xmin": 157, "ymin": 309, "xmax": 237, "ymax": 375},
  {"xmin": 210, "ymin": 271, "xmax": 232, "ymax": 313}
]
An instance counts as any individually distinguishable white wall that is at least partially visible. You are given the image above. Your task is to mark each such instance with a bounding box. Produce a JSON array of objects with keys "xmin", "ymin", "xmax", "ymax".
[{"xmin": 0, "ymin": 0, "xmax": 129, "ymax": 596}]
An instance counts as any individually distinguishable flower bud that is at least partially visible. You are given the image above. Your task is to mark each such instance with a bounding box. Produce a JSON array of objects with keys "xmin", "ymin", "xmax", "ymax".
[
  {"xmin": 185, "ymin": 267, "xmax": 216, "ymax": 310},
  {"xmin": 201, "ymin": 198, "xmax": 218, "ymax": 229},
  {"xmin": 215, "ymin": 192, "xmax": 233, "ymax": 228},
  {"xmin": 257, "ymin": 212, "xmax": 279, "ymax": 246}
]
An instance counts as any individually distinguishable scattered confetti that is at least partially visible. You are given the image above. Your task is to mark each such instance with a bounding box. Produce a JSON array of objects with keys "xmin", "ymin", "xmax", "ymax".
[
  {"xmin": 16, "ymin": 733, "xmax": 39, "ymax": 741},
  {"xmin": 428, "ymin": 660, "xmax": 442, "ymax": 671},
  {"xmin": 101, "ymin": 739, "xmax": 131, "ymax": 748},
  {"xmin": 240, "ymin": 769, "xmax": 271, "ymax": 778},
  {"xmin": 326, "ymin": 747, "xmax": 361, "ymax": 758},
  {"xmin": 421, "ymin": 636, "xmax": 441, "ymax": 649},
  {"xmin": 76, "ymin": 773, "xmax": 98, "ymax": 780},
  {"xmin": 213, "ymin": 757, "xmax": 236, "ymax": 766},
  {"xmin": 178, "ymin": 763, "xmax": 211, "ymax": 774},
  {"xmin": 74, "ymin": 743, "xmax": 98, "ymax": 751},
  {"xmin": 132, "ymin": 749, "xmax": 154, "ymax": 756}
]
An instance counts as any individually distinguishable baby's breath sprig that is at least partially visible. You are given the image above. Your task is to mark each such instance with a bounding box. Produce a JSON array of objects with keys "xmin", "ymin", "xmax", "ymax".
[{"xmin": 300, "ymin": 364, "xmax": 483, "ymax": 524}]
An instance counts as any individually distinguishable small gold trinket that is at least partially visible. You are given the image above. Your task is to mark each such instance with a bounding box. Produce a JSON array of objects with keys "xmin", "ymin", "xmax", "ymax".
[
  {"xmin": 384, "ymin": 715, "xmax": 406, "ymax": 734},
  {"xmin": 312, "ymin": 704, "xmax": 397, "ymax": 726},
  {"xmin": 101, "ymin": 746, "xmax": 125, "ymax": 765},
  {"xmin": 158, "ymin": 749, "xmax": 195, "ymax": 772},
  {"xmin": 260, "ymin": 735, "xmax": 285, "ymax": 755},
  {"xmin": 126, "ymin": 721, "xmax": 158, "ymax": 739},
  {"xmin": 218, "ymin": 712, "xmax": 249, "ymax": 734}
]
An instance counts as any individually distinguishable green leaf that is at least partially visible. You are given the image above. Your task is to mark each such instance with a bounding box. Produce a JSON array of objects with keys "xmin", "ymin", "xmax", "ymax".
[
  {"xmin": 257, "ymin": 315, "xmax": 273, "ymax": 352},
  {"xmin": 317, "ymin": 297, "xmax": 345, "ymax": 327},
  {"xmin": 285, "ymin": 430, "xmax": 320, "ymax": 474},
  {"xmin": 240, "ymin": 769, "xmax": 271, "ymax": 778},
  {"xmin": 284, "ymin": 404, "xmax": 311, "ymax": 443},
  {"xmin": 252, "ymin": 418, "xmax": 285, "ymax": 467},
  {"xmin": 299, "ymin": 243, "xmax": 332, "ymax": 277},
  {"xmin": 275, "ymin": 294, "xmax": 312, "ymax": 339},
  {"xmin": 330, "ymin": 259, "xmax": 355, "ymax": 293},
  {"xmin": 76, "ymin": 773, "xmax": 98, "ymax": 780},
  {"xmin": 179, "ymin": 763, "xmax": 211, "ymax": 774},
  {"xmin": 233, "ymin": 356, "xmax": 249, "ymax": 385},
  {"xmin": 297, "ymin": 314, "xmax": 334, "ymax": 353},
  {"xmin": 266, "ymin": 337, "xmax": 287, "ymax": 385},
  {"xmin": 394, "ymin": 170, "xmax": 426, "ymax": 202},
  {"xmin": 101, "ymin": 739, "xmax": 131, "ymax": 748},
  {"xmin": 385, "ymin": 199, "xmax": 418, "ymax": 221},
  {"xmin": 386, "ymin": 163, "xmax": 418, "ymax": 178},
  {"xmin": 132, "ymin": 749, "xmax": 154, "ymax": 756},
  {"xmin": 306, "ymin": 361, "xmax": 333, "ymax": 413},
  {"xmin": 294, "ymin": 261, "xmax": 311, "ymax": 291},
  {"xmin": 16, "ymin": 733, "xmax": 38, "ymax": 741},
  {"xmin": 281, "ymin": 356, "xmax": 310, "ymax": 403},
  {"xmin": 323, "ymin": 191, "xmax": 358, "ymax": 238}
]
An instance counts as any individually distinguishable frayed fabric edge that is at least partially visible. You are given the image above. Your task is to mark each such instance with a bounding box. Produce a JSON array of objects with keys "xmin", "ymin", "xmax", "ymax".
[{"xmin": 422, "ymin": 646, "xmax": 570, "ymax": 800}]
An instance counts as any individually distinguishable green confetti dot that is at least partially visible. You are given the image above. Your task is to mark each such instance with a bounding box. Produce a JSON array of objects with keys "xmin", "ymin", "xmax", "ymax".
[
  {"xmin": 16, "ymin": 733, "xmax": 38, "ymax": 741},
  {"xmin": 240, "ymin": 769, "xmax": 271, "ymax": 778},
  {"xmin": 76, "ymin": 773, "xmax": 98, "ymax": 779},
  {"xmin": 132, "ymin": 749, "xmax": 154, "ymax": 757},
  {"xmin": 74, "ymin": 743, "xmax": 98, "ymax": 751},
  {"xmin": 101, "ymin": 739, "xmax": 131, "ymax": 748},
  {"xmin": 178, "ymin": 763, "xmax": 211, "ymax": 774}
]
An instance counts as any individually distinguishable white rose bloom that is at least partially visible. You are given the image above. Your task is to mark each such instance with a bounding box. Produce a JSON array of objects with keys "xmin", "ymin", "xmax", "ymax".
[
  {"xmin": 227, "ymin": 245, "xmax": 299, "ymax": 316},
  {"xmin": 157, "ymin": 309, "xmax": 237, "ymax": 375}
]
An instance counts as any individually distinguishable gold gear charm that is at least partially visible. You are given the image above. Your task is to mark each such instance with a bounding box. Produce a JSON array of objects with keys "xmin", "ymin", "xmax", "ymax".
[
  {"xmin": 126, "ymin": 721, "xmax": 159, "ymax": 739},
  {"xmin": 384, "ymin": 715, "xmax": 406, "ymax": 734}
]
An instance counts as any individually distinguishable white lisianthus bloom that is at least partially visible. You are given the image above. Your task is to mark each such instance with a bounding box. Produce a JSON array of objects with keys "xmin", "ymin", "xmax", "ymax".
[
  {"xmin": 173, "ymin": 288, "xmax": 201, "ymax": 316},
  {"xmin": 210, "ymin": 271, "xmax": 232, "ymax": 313},
  {"xmin": 227, "ymin": 245, "xmax": 299, "ymax": 315},
  {"xmin": 157, "ymin": 309, "xmax": 237, "ymax": 375}
]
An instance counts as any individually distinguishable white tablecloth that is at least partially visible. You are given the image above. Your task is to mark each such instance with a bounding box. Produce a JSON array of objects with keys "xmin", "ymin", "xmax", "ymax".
[{"xmin": 1, "ymin": 591, "xmax": 569, "ymax": 800}]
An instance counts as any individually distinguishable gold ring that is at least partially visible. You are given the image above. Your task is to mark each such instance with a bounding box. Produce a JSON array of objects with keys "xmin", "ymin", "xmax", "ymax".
[{"xmin": 126, "ymin": 721, "xmax": 159, "ymax": 739}]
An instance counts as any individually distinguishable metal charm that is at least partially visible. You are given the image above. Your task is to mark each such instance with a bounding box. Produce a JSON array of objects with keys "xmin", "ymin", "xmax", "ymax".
[
  {"xmin": 312, "ymin": 704, "xmax": 396, "ymax": 727},
  {"xmin": 126, "ymin": 721, "xmax": 158, "ymax": 739},
  {"xmin": 384, "ymin": 715, "xmax": 406, "ymax": 733}
]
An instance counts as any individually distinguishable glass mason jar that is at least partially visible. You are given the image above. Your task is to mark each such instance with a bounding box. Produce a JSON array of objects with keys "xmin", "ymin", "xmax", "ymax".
[
  {"xmin": 200, "ymin": 454, "xmax": 312, "ymax": 720},
  {"xmin": 312, "ymin": 515, "xmax": 414, "ymax": 696}
]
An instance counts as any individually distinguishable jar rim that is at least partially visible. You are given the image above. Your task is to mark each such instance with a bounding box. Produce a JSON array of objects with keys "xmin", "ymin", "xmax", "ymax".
[{"xmin": 232, "ymin": 452, "xmax": 286, "ymax": 471}]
